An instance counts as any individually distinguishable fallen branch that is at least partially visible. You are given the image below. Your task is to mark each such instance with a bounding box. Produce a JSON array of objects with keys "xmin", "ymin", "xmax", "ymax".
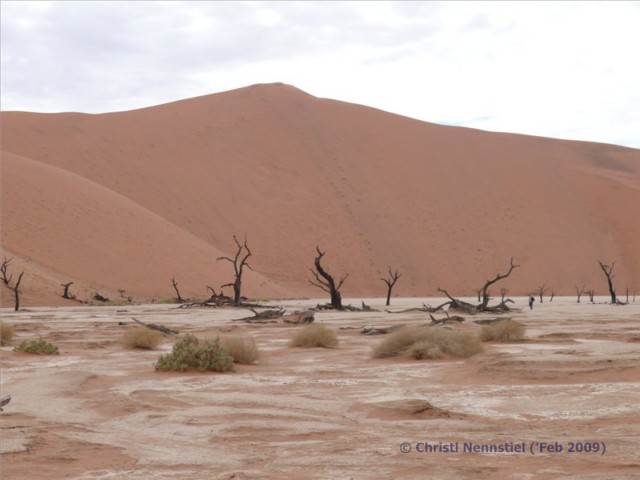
[
  {"xmin": 1, "ymin": 395, "xmax": 10, "ymax": 411},
  {"xmin": 283, "ymin": 310, "xmax": 315, "ymax": 324},
  {"xmin": 429, "ymin": 312, "xmax": 465, "ymax": 326},
  {"xmin": 482, "ymin": 299, "xmax": 517, "ymax": 313},
  {"xmin": 385, "ymin": 301, "xmax": 450, "ymax": 314},
  {"xmin": 360, "ymin": 324, "xmax": 405, "ymax": 335},
  {"xmin": 234, "ymin": 307, "xmax": 286, "ymax": 323},
  {"xmin": 132, "ymin": 317, "xmax": 179, "ymax": 335},
  {"xmin": 473, "ymin": 317, "xmax": 512, "ymax": 325}
]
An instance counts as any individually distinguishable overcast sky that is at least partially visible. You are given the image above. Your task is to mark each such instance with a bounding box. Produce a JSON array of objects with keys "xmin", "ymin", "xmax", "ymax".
[{"xmin": 2, "ymin": 1, "xmax": 639, "ymax": 148}]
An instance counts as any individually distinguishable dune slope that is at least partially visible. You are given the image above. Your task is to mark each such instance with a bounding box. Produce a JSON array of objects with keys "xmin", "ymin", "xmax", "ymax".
[{"xmin": 2, "ymin": 83, "xmax": 639, "ymax": 304}]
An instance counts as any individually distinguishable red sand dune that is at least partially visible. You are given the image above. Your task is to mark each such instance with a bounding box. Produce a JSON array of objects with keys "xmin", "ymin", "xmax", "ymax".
[{"xmin": 1, "ymin": 83, "xmax": 639, "ymax": 305}]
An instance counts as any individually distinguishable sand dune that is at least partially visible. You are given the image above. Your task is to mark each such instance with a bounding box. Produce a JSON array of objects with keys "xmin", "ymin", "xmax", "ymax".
[{"xmin": 1, "ymin": 83, "xmax": 639, "ymax": 304}]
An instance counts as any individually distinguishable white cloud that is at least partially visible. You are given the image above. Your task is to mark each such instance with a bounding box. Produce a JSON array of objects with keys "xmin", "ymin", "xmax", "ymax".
[{"xmin": 1, "ymin": 0, "xmax": 639, "ymax": 148}]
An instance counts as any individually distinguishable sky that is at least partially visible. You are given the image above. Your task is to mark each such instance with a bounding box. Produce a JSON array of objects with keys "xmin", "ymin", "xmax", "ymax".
[{"xmin": 2, "ymin": 1, "xmax": 639, "ymax": 149}]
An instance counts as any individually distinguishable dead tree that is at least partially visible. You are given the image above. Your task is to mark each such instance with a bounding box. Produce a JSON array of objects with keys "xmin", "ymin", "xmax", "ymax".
[
  {"xmin": 60, "ymin": 282, "xmax": 75, "ymax": 300},
  {"xmin": 13, "ymin": 272, "xmax": 24, "ymax": 311},
  {"xmin": 171, "ymin": 276, "xmax": 185, "ymax": 303},
  {"xmin": 437, "ymin": 258, "xmax": 519, "ymax": 314},
  {"xmin": 475, "ymin": 289, "xmax": 482, "ymax": 302},
  {"xmin": 550, "ymin": 290, "xmax": 555, "ymax": 302},
  {"xmin": 1, "ymin": 257, "xmax": 13, "ymax": 286},
  {"xmin": 598, "ymin": 260, "xmax": 620, "ymax": 304},
  {"xmin": 309, "ymin": 246, "xmax": 348, "ymax": 309},
  {"xmin": 536, "ymin": 284, "xmax": 549, "ymax": 303},
  {"xmin": 217, "ymin": 235, "xmax": 252, "ymax": 306},
  {"xmin": 380, "ymin": 267, "xmax": 401, "ymax": 306},
  {"xmin": 500, "ymin": 288, "xmax": 508, "ymax": 302},
  {"xmin": 575, "ymin": 285, "xmax": 586, "ymax": 303},
  {"xmin": 478, "ymin": 258, "xmax": 519, "ymax": 311},
  {"xmin": 587, "ymin": 289, "xmax": 595, "ymax": 303}
]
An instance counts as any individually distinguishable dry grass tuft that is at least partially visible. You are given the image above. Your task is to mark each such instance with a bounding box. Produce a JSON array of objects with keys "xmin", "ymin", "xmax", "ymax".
[
  {"xmin": 290, "ymin": 324, "xmax": 338, "ymax": 348},
  {"xmin": 121, "ymin": 327, "xmax": 164, "ymax": 350},
  {"xmin": 480, "ymin": 319, "xmax": 526, "ymax": 342},
  {"xmin": 372, "ymin": 326, "xmax": 483, "ymax": 359},
  {"xmin": 1, "ymin": 322, "xmax": 15, "ymax": 346},
  {"xmin": 220, "ymin": 335, "xmax": 260, "ymax": 364}
]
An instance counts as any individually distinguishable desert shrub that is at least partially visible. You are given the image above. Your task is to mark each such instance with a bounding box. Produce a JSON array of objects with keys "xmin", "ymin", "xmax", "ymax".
[
  {"xmin": 409, "ymin": 341, "xmax": 444, "ymax": 360},
  {"xmin": 220, "ymin": 335, "xmax": 259, "ymax": 364},
  {"xmin": 155, "ymin": 334, "xmax": 234, "ymax": 372},
  {"xmin": 290, "ymin": 324, "xmax": 338, "ymax": 348},
  {"xmin": 480, "ymin": 319, "xmax": 525, "ymax": 342},
  {"xmin": 14, "ymin": 338, "xmax": 59, "ymax": 355},
  {"xmin": 121, "ymin": 327, "xmax": 163, "ymax": 350},
  {"xmin": 371, "ymin": 326, "xmax": 419, "ymax": 358},
  {"xmin": 372, "ymin": 326, "xmax": 482, "ymax": 359},
  {"xmin": 1, "ymin": 322, "xmax": 15, "ymax": 346}
]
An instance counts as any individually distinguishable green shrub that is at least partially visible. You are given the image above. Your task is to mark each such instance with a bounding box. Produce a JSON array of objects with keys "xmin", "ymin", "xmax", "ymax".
[
  {"xmin": 220, "ymin": 335, "xmax": 260, "ymax": 364},
  {"xmin": 155, "ymin": 334, "xmax": 234, "ymax": 372},
  {"xmin": 290, "ymin": 324, "xmax": 338, "ymax": 348},
  {"xmin": 1, "ymin": 322, "xmax": 15, "ymax": 346},
  {"xmin": 480, "ymin": 319, "xmax": 526, "ymax": 342},
  {"xmin": 121, "ymin": 327, "xmax": 164, "ymax": 350},
  {"xmin": 14, "ymin": 338, "xmax": 59, "ymax": 355},
  {"xmin": 372, "ymin": 326, "xmax": 482, "ymax": 359}
]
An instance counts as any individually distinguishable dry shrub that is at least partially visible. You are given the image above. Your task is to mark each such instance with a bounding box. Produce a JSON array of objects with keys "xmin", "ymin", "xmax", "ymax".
[
  {"xmin": 480, "ymin": 319, "xmax": 525, "ymax": 342},
  {"xmin": 372, "ymin": 326, "xmax": 483, "ymax": 359},
  {"xmin": 409, "ymin": 341, "xmax": 444, "ymax": 360},
  {"xmin": 290, "ymin": 324, "xmax": 338, "ymax": 348},
  {"xmin": 14, "ymin": 338, "xmax": 59, "ymax": 355},
  {"xmin": 155, "ymin": 334, "xmax": 234, "ymax": 372},
  {"xmin": 1, "ymin": 322, "xmax": 15, "ymax": 346},
  {"xmin": 121, "ymin": 327, "xmax": 164, "ymax": 350},
  {"xmin": 220, "ymin": 335, "xmax": 260, "ymax": 364}
]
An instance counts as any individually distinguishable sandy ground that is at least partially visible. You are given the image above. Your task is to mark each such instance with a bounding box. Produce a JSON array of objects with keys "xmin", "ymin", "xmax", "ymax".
[{"xmin": 1, "ymin": 297, "xmax": 639, "ymax": 479}]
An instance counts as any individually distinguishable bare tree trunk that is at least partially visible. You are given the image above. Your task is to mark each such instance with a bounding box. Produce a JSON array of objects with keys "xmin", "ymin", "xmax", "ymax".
[
  {"xmin": 61, "ymin": 282, "xmax": 74, "ymax": 299},
  {"xmin": 587, "ymin": 289, "xmax": 595, "ymax": 303},
  {"xmin": 218, "ymin": 235, "xmax": 252, "ymax": 306},
  {"xmin": 309, "ymin": 246, "xmax": 347, "ymax": 309},
  {"xmin": 381, "ymin": 267, "xmax": 401, "ymax": 306},
  {"xmin": 500, "ymin": 288, "xmax": 508, "ymax": 302},
  {"xmin": 598, "ymin": 260, "xmax": 618, "ymax": 304},
  {"xmin": 13, "ymin": 272, "xmax": 24, "ymax": 311},
  {"xmin": 625, "ymin": 287, "xmax": 629, "ymax": 304},
  {"xmin": 575, "ymin": 285, "xmax": 585, "ymax": 303},
  {"xmin": 171, "ymin": 276, "xmax": 184, "ymax": 303},
  {"xmin": 479, "ymin": 258, "xmax": 519, "ymax": 311},
  {"xmin": 536, "ymin": 284, "xmax": 549, "ymax": 303}
]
